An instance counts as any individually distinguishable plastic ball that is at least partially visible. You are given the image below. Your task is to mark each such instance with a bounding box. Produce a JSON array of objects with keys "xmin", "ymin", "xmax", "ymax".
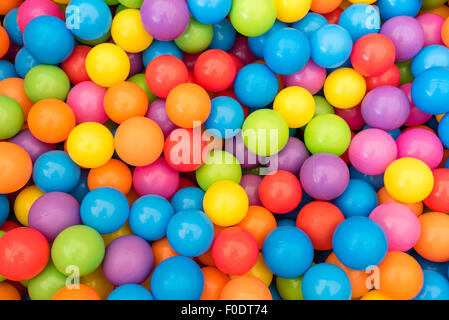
[
  {"xmin": 2, "ymin": 11, "xmax": 23, "ymax": 47},
  {"xmin": 17, "ymin": 0, "xmax": 64, "ymax": 33},
  {"xmin": 438, "ymin": 113, "xmax": 449, "ymax": 148},
  {"xmin": 274, "ymin": 87, "xmax": 315, "ymax": 129},
  {"xmin": 187, "ymin": 0, "xmax": 231, "ymax": 25},
  {"xmin": 0, "ymin": 195, "xmax": 9, "ymax": 226},
  {"xmin": 174, "ymin": 17, "xmax": 213, "ymax": 54},
  {"xmin": 107, "ymin": 284, "xmax": 153, "ymax": 300},
  {"xmin": 266, "ymin": 137, "xmax": 310, "ymax": 176},
  {"xmin": 273, "ymin": 0, "xmax": 310, "ymax": 23},
  {"xmin": 146, "ymin": 99, "xmax": 177, "ymax": 137},
  {"xmin": 302, "ymin": 263, "xmax": 352, "ymax": 300},
  {"xmin": 376, "ymin": 0, "xmax": 422, "ymax": 21},
  {"xmin": 111, "ymin": 9, "xmax": 152, "ymax": 53},
  {"xmin": 291, "ymin": 12, "xmax": 327, "ymax": 38},
  {"xmin": 333, "ymin": 179, "xmax": 378, "ymax": 218},
  {"xmin": 416, "ymin": 13, "xmax": 444, "ymax": 46},
  {"xmin": 237, "ymin": 206, "xmax": 276, "ymax": 249},
  {"xmin": 142, "ymin": 40, "xmax": 182, "ymax": 67},
  {"xmin": 424, "ymin": 168, "xmax": 449, "ymax": 212},
  {"xmin": 365, "ymin": 64, "xmax": 401, "ymax": 92},
  {"xmin": 310, "ymin": 0, "xmax": 342, "ymax": 14},
  {"xmin": 0, "ymin": 95, "xmax": 23, "ymax": 139},
  {"xmin": 443, "ymin": 16, "xmax": 449, "ymax": 47},
  {"xmin": 0, "ymin": 27, "xmax": 9, "ymax": 60},
  {"xmin": 52, "ymin": 284, "xmax": 100, "ymax": 300},
  {"xmin": 171, "ymin": 187, "xmax": 204, "ymax": 212},
  {"xmin": 67, "ymin": 81, "xmax": 108, "ymax": 124},
  {"xmin": 414, "ymin": 270, "xmax": 449, "ymax": 300},
  {"xmin": 87, "ymin": 159, "xmax": 132, "ymax": 195},
  {"xmin": 0, "ymin": 142, "xmax": 32, "ymax": 194},
  {"xmin": 282, "ymin": 60, "xmax": 326, "ymax": 95},
  {"xmin": 324, "ymin": 68, "xmax": 366, "ymax": 109},
  {"xmin": 200, "ymin": 266, "xmax": 229, "ymax": 300},
  {"xmin": 276, "ymin": 276, "xmax": 303, "ymax": 300},
  {"xmin": 194, "ymin": 49, "xmax": 236, "ymax": 92},
  {"xmin": 24, "ymin": 65, "xmax": 70, "ymax": 102},
  {"xmin": 239, "ymin": 174, "xmax": 262, "ymax": 206},
  {"xmin": 338, "ymin": 3, "xmax": 380, "ymax": 41},
  {"xmin": 414, "ymin": 212, "xmax": 449, "ymax": 263},
  {"xmin": 248, "ymin": 20, "xmax": 287, "ymax": 59},
  {"xmin": 229, "ymin": 0, "xmax": 276, "ymax": 37},
  {"xmin": 27, "ymin": 262, "xmax": 66, "ymax": 300},
  {"xmin": 204, "ymin": 97, "xmax": 243, "ymax": 139},
  {"xmin": 412, "ymin": 68, "xmax": 449, "ymax": 115},
  {"xmin": 0, "ymin": 60, "xmax": 17, "ymax": 81},
  {"xmin": 209, "ymin": 19, "xmax": 236, "ymax": 52},
  {"xmin": 220, "ymin": 275, "xmax": 272, "ymax": 300},
  {"xmin": 61, "ymin": 45, "xmax": 90, "ymax": 85},
  {"xmin": 104, "ymin": 82, "xmax": 148, "ymax": 124},
  {"xmin": 412, "ymin": 45, "xmax": 449, "ymax": 78}
]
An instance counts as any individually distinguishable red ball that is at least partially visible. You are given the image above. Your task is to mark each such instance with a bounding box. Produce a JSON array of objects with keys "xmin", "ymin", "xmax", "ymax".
[
  {"xmin": 259, "ymin": 170, "xmax": 302, "ymax": 214},
  {"xmin": 296, "ymin": 201, "xmax": 345, "ymax": 250},
  {"xmin": 323, "ymin": 7, "xmax": 343, "ymax": 24},
  {"xmin": 0, "ymin": 227, "xmax": 50, "ymax": 281},
  {"xmin": 351, "ymin": 33, "xmax": 396, "ymax": 77},
  {"xmin": 194, "ymin": 49, "xmax": 237, "ymax": 92},
  {"xmin": 61, "ymin": 45, "xmax": 91, "ymax": 85},
  {"xmin": 0, "ymin": 220, "xmax": 20, "ymax": 232},
  {"xmin": 365, "ymin": 64, "xmax": 401, "ymax": 92},
  {"xmin": 145, "ymin": 55, "xmax": 189, "ymax": 98},
  {"xmin": 212, "ymin": 227, "xmax": 258, "ymax": 275},
  {"xmin": 229, "ymin": 53, "xmax": 244, "ymax": 72},
  {"xmin": 424, "ymin": 168, "xmax": 449, "ymax": 213}
]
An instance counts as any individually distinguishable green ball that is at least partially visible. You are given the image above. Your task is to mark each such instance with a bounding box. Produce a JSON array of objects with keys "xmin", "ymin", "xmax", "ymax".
[
  {"xmin": 128, "ymin": 73, "xmax": 157, "ymax": 103},
  {"xmin": 313, "ymin": 96, "xmax": 335, "ymax": 117},
  {"xmin": 230, "ymin": 0, "xmax": 276, "ymax": 37},
  {"xmin": 115, "ymin": 4, "xmax": 128, "ymax": 14},
  {"xmin": 0, "ymin": 95, "xmax": 24, "ymax": 139},
  {"xmin": 396, "ymin": 59, "xmax": 414, "ymax": 86},
  {"xmin": 75, "ymin": 30, "xmax": 111, "ymax": 45},
  {"xmin": 304, "ymin": 114, "xmax": 351, "ymax": 156},
  {"xmin": 118, "ymin": 0, "xmax": 143, "ymax": 8},
  {"xmin": 28, "ymin": 262, "xmax": 66, "ymax": 300},
  {"xmin": 422, "ymin": 0, "xmax": 447, "ymax": 9},
  {"xmin": 103, "ymin": 0, "xmax": 119, "ymax": 5},
  {"xmin": 51, "ymin": 225, "xmax": 105, "ymax": 277},
  {"xmin": 196, "ymin": 150, "xmax": 242, "ymax": 191},
  {"xmin": 241, "ymin": 109, "xmax": 289, "ymax": 156},
  {"xmin": 24, "ymin": 65, "xmax": 70, "ymax": 103},
  {"xmin": 276, "ymin": 276, "xmax": 304, "ymax": 300},
  {"xmin": 174, "ymin": 17, "xmax": 213, "ymax": 54}
]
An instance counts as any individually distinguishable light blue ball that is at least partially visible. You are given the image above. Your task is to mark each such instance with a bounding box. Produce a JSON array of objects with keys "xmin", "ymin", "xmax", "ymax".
[
  {"xmin": 187, "ymin": 0, "xmax": 232, "ymax": 25},
  {"xmin": 411, "ymin": 45, "xmax": 449, "ymax": 77},
  {"xmin": 291, "ymin": 13, "xmax": 327, "ymax": 39},
  {"xmin": 171, "ymin": 187, "xmax": 205, "ymax": 212},
  {"xmin": 333, "ymin": 179, "xmax": 378, "ymax": 218},
  {"xmin": 302, "ymin": 263, "xmax": 352, "ymax": 300},
  {"xmin": 349, "ymin": 165, "xmax": 384, "ymax": 191},
  {"xmin": 376, "ymin": 0, "xmax": 422, "ymax": 21},
  {"xmin": 414, "ymin": 271, "xmax": 449, "ymax": 300},
  {"xmin": 362, "ymin": 125, "xmax": 401, "ymax": 140},
  {"xmin": 142, "ymin": 40, "xmax": 183, "ymax": 67},
  {"xmin": 107, "ymin": 284, "xmax": 154, "ymax": 300},
  {"xmin": 277, "ymin": 219, "xmax": 296, "ymax": 227},
  {"xmin": 4, "ymin": 8, "xmax": 23, "ymax": 46},
  {"xmin": 412, "ymin": 67, "xmax": 449, "ymax": 115},
  {"xmin": 248, "ymin": 20, "xmax": 287, "ymax": 59},
  {"xmin": 69, "ymin": 169, "xmax": 89, "ymax": 203},
  {"xmin": 0, "ymin": 60, "xmax": 18, "ymax": 81},
  {"xmin": 209, "ymin": 19, "xmax": 236, "ymax": 52},
  {"xmin": 204, "ymin": 96, "xmax": 245, "ymax": 139},
  {"xmin": 14, "ymin": 47, "xmax": 40, "ymax": 78},
  {"xmin": 438, "ymin": 113, "xmax": 449, "ymax": 148},
  {"xmin": 0, "ymin": 194, "xmax": 9, "ymax": 226},
  {"xmin": 338, "ymin": 3, "xmax": 381, "ymax": 41},
  {"xmin": 411, "ymin": 250, "xmax": 449, "ymax": 277}
]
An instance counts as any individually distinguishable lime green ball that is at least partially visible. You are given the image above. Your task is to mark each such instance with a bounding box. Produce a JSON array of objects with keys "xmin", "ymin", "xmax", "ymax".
[
  {"xmin": 118, "ymin": 0, "xmax": 143, "ymax": 8},
  {"xmin": 28, "ymin": 262, "xmax": 67, "ymax": 300},
  {"xmin": 276, "ymin": 276, "xmax": 304, "ymax": 300},
  {"xmin": 313, "ymin": 96, "xmax": 335, "ymax": 117},
  {"xmin": 19, "ymin": 279, "xmax": 29, "ymax": 287},
  {"xmin": 51, "ymin": 225, "xmax": 105, "ymax": 277},
  {"xmin": 128, "ymin": 73, "xmax": 157, "ymax": 103},
  {"xmin": 0, "ymin": 95, "xmax": 24, "ymax": 139},
  {"xmin": 174, "ymin": 17, "xmax": 213, "ymax": 54},
  {"xmin": 75, "ymin": 31, "xmax": 111, "ymax": 46},
  {"xmin": 104, "ymin": 0, "xmax": 119, "ymax": 5},
  {"xmin": 304, "ymin": 114, "xmax": 351, "ymax": 156},
  {"xmin": 196, "ymin": 150, "xmax": 242, "ymax": 191},
  {"xmin": 422, "ymin": 0, "xmax": 447, "ymax": 9},
  {"xmin": 241, "ymin": 109, "xmax": 289, "ymax": 156},
  {"xmin": 396, "ymin": 59, "xmax": 414, "ymax": 86},
  {"xmin": 24, "ymin": 65, "xmax": 70, "ymax": 103},
  {"xmin": 230, "ymin": 0, "xmax": 277, "ymax": 37},
  {"xmin": 115, "ymin": 4, "xmax": 128, "ymax": 14}
]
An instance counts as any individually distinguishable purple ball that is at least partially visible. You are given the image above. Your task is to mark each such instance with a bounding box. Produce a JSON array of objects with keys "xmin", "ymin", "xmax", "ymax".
[
  {"xmin": 265, "ymin": 137, "xmax": 310, "ymax": 176},
  {"xmin": 28, "ymin": 192, "xmax": 81, "ymax": 242},
  {"xmin": 300, "ymin": 153, "xmax": 349, "ymax": 200},
  {"xmin": 361, "ymin": 85, "xmax": 410, "ymax": 131},
  {"xmin": 380, "ymin": 16, "xmax": 424, "ymax": 62},
  {"xmin": 229, "ymin": 36, "xmax": 257, "ymax": 66},
  {"xmin": 9, "ymin": 129, "xmax": 55, "ymax": 162},
  {"xmin": 240, "ymin": 174, "xmax": 262, "ymax": 206},
  {"xmin": 127, "ymin": 52, "xmax": 143, "ymax": 77},
  {"xmin": 103, "ymin": 235, "xmax": 154, "ymax": 286},
  {"xmin": 224, "ymin": 131, "xmax": 260, "ymax": 169},
  {"xmin": 140, "ymin": 0, "xmax": 190, "ymax": 41},
  {"xmin": 146, "ymin": 99, "xmax": 178, "ymax": 137}
]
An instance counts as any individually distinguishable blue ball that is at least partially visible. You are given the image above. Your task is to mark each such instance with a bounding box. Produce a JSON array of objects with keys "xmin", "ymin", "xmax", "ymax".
[
  {"xmin": 310, "ymin": 24, "xmax": 353, "ymax": 69},
  {"xmin": 333, "ymin": 179, "xmax": 378, "ymax": 218},
  {"xmin": 438, "ymin": 114, "xmax": 449, "ymax": 149},
  {"xmin": 0, "ymin": 60, "xmax": 18, "ymax": 81},
  {"xmin": 233, "ymin": 63, "xmax": 279, "ymax": 109},
  {"xmin": 277, "ymin": 219, "xmax": 296, "ymax": 227},
  {"xmin": 349, "ymin": 165, "xmax": 384, "ymax": 191},
  {"xmin": 262, "ymin": 226, "xmax": 314, "ymax": 278},
  {"xmin": 302, "ymin": 263, "xmax": 352, "ymax": 300},
  {"xmin": 291, "ymin": 13, "xmax": 327, "ymax": 39},
  {"xmin": 23, "ymin": 15, "xmax": 75, "ymax": 65},
  {"xmin": 248, "ymin": 20, "xmax": 287, "ymax": 59},
  {"xmin": 204, "ymin": 96, "xmax": 245, "ymax": 139},
  {"xmin": 187, "ymin": 0, "xmax": 232, "ymax": 25},
  {"xmin": 411, "ymin": 45, "xmax": 449, "ymax": 77},
  {"xmin": 376, "ymin": 0, "xmax": 422, "ymax": 21},
  {"xmin": 107, "ymin": 284, "xmax": 153, "ymax": 300},
  {"xmin": 166, "ymin": 210, "xmax": 214, "ymax": 257},
  {"xmin": 69, "ymin": 170, "xmax": 89, "ymax": 203},
  {"xmin": 151, "ymin": 256, "xmax": 204, "ymax": 300},
  {"xmin": 362, "ymin": 125, "xmax": 401, "ymax": 140},
  {"xmin": 414, "ymin": 271, "xmax": 449, "ymax": 300},
  {"xmin": 209, "ymin": 19, "xmax": 236, "ymax": 52},
  {"xmin": 409, "ymin": 251, "xmax": 448, "ymax": 276},
  {"xmin": 332, "ymin": 216, "xmax": 388, "ymax": 271},
  {"xmin": 142, "ymin": 40, "xmax": 183, "ymax": 67},
  {"xmin": 264, "ymin": 27, "xmax": 310, "ymax": 75},
  {"xmin": 14, "ymin": 47, "xmax": 40, "ymax": 78},
  {"xmin": 80, "ymin": 187, "xmax": 129, "ymax": 234},
  {"xmin": 445, "ymin": 157, "xmax": 449, "ymax": 169},
  {"xmin": 412, "ymin": 67, "xmax": 449, "ymax": 115},
  {"xmin": 269, "ymin": 282, "xmax": 283, "ymax": 300},
  {"xmin": 338, "ymin": 4, "xmax": 381, "ymax": 41},
  {"xmin": 129, "ymin": 194, "xmax": 174, "ymax": 241},
  {"xmin": 4, "ymin": 8, "xmax": 23, "ymax": 46},
  {"xmin": 171, "ymin": 187, "xmax": 205, "ymax": 212},
  {"xmin": 0, "ymin": 194, "xmax": 9, "ymax": 226},
  {"xmin": 65, "ymin": 0, "xmax": 112, "ymax": 41},
  {"xmin": 33, "ymin": 151, "xmax": 81, "ymax": 193}
]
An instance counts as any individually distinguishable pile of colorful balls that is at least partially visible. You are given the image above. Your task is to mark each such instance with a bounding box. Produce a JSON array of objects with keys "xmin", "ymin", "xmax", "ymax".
[{"xmin": 0, "ymin": 0, "xmax": 449, "ymax": 301}]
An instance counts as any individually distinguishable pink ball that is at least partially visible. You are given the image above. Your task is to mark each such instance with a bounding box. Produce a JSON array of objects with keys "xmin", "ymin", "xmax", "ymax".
[
  {"xmin": 396, "ymin": 128, "xmax": 444, "ymax": 170},
  {"xmin": 348, "ymin": 128, "xmax": 397, "ymax": 175},
  {"xmin": 66, "ymin": 81, "xmax": 108, "ymax": 124},
  {"xmin": 133, "ymin": 157, "xmax": 180, "ymax": 199},
  {"xmin": 282, "ymin": 60, "xmax": 326, "ymax": 95},
  {"xmin": 401, "ymin": 83, "xmax": 432, "ymax": 126},
  {"xmin": 416, "ymin": 13, "xmax": 444, "ymax": 47},
  {"xmin": 369, "ymin": 203, "xmax": 421, "ymax": 252},
  {"xmin": 334, "ymin": 104, "xmax": 366, "ymax": 131},
  {"xmin": 17, "ymin": 0, "xmax": 64, "ymax": 33}
]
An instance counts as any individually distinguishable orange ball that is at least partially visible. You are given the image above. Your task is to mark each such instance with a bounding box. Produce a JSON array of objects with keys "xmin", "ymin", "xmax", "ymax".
[
  {"xmin": 443, "ymin": 17, "xmax": 449, "ymax": 48},
  {"xmin": 27, "ymin": 99, "xmax": 76, "ymax": 143},
  {"xmin": 104, "ymin": 81, "xmax": 149, "ymax": 124},
  {"xmin": 0, "ymin": 0, "xmax": 22, "ymax": 15},
  {"xmin": 88, "ymin": 159, "xmax": 132, "ymax": 195},
  {"xmin": 220, "ymin": 275, "xmax": 272, "ymax": 300},
  {"xmin": 0, "ymin": 142, "xmax": 32, "ymax": 194},
  {"xmin": 311, "ymin": 0, "xmax": 342, "ymax": 14},
  {"xmin": 377, "ymin": 252, "xmax": 423, "ymax": 300},
  {"xmin": 152, "ymin": 237, "xmax": 179, "ymax": 268},
  {"xmin": 237, "ymin": 206, "xmax": 277, "ymax": 249},
  {"xmin": 0, "ymin": 26, "xmax": 9, "ymax": 59},
  {"xmin": 114, "ymin": 116, "xmax": 164, "ymax": 166},
  {"xmin": 377, "ymin": 187, "xmax": 423, "ymax": 216},
  {"xmin": 51, "ymin": 284, "xmax": 101, "ymax": 300},
  {"xmin": 414, "ymin": 212, "xmax": 449, "ymax": 263},
  {"xmin": 0, "ymin": 282, "xmax": 21, "ymax": 300},
  {"xmin": 201, "ymin": 266, "xmax": 229, "ymax": 300},
  {"xmin": 126, "ymin": 188, "xmax": 140, "ymax": 206},
  {"xmin": 166, "ymin": 83, "xmax": 211, "ymax": 128},
  {"xmin": 0, "ymin": 78, "xmax": 33, "ymax": 120}
]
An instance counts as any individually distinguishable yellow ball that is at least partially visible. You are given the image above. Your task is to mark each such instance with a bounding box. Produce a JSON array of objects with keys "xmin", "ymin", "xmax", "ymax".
[
  {"xmin": 274, "ymin": 0, "xmax": 311, "ymax": 23},
  {"xmin": 324, "ymin": 68, "xmax": 366, "ymax": 109},
  {"xmin": 361, "ymin": 290, "xmax": 393, "ymax": 300},
  {"xmin": 111, "ymin": 9, "xmax": 153, "ymax": 53},
  {"xmin": 384, "ymin": 158, "xmax": 434, "ymax": 203},
  {"xmin": 81, "ymin": 267, "xmax": 114, "ymax": 300},
  {"xmin": 53, "ymin": 0, "xmax": 71, "ymax": 4},
  {"xmin": 102, "ymin": 221, "xmax": 134, "ymax": 247},
  {"xmin": 67, "ymin": 122, "xmax": 114, "ymax": 169},
  {"xmin": 244, "ymin": 253, "xmax": 273, "ymax": 286},
  {"xmin": 85, "ymin": 43, "xmax": 130, "ymax": 87},
  {"xmin": 348, "ymin": 0, "xmax": 376, "ymax": 4},
  {"xmin": 14, "ymin": 185, "xmax": 45, "ymax": 226},
  {"xmin": 273, "ymin": 86, "xmax": 316, "ymax": 128},
  {"xmin": 203, "ymin": 180, "xmax": 249, "ymax": 227}
]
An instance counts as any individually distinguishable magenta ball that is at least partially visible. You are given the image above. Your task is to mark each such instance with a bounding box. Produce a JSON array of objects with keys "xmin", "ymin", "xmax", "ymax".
[
  {"xmin": 396, "ymin": 128, "xmax": 444, "ymax": 170},
  {"xmin": 66, "ymin": 81, "xmax": 108, "ymax": 124},
  {"xmin": 146, "ymin": 99, "xmax": 177, "ymax": 137},
  {"xmin": 416, "ymin": 13, "xmax": 444, "ymax": 47},
  {"xmin": 361, "ymin": 85, "xmax": 410, "ymax": 131},
  {"xmin": 28, "ymin": 192, "xmax": 81, "ymax": 242},
  {"xmin": 265, "ymin": 137, "xmax": 310, "ymax": 176},
  {"xmin": 240, "ymin": 174, "xmax": 262, "ymax": 206},
  {"xmin": 224, "ymin": 131, "xmax": 260, "ymax": 170},
  {"xmin": 380, "ymin": 16, "xmax": 424, "ymax": 62},
  {"xmin": 349, "ymin": 128, "xmax": 397, "ymax": 175},
  {"xmin": 282, "ymin": 60, "xmax": 326, "ymax": 95},
  {"xmin": 102, "ymin": 235, "xmax": 154, "ymax": 286},
  {"xmin": 140, "ymin": 0, "xmax": 190, "ymax": 41},
  {"xmin": 9, "ymin": 129, "xmax": 55, "ymax": 163},
  {"xmin": 299, "ymin": 153, "xmax": 349, "ymax": 201},
  {"xmin": 401, "ymin": 83, "xmax": 432, "ymax": 127},
  {"xmin": 133, "ymin": 156, "xmax": 180, "ymax": 199},
  {"xmin": 17, "ymin": 0, "xmax": 64, "ymax": 33},
  {"xmin": 229, "ymin": 36, "xmax": 257, "ymax": 66},
  {"xmin": 369, "ymin": 203, "xmax": 421, "ymax": 252},
  {"xmin": 335, "ymin": 105, "xmax": 366, "ymax": 131}
]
